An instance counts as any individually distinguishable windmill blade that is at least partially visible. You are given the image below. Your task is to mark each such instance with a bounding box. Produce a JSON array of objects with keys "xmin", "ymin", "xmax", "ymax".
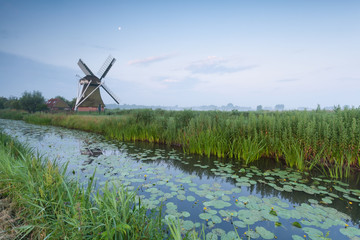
[
  {"xmin": 78, "ymin": 59, "xmax": 95, "ymax": 76},
  {"xmin": 101, "ymin": 83, "xmax": 120, "ymax": 104},
  {"xmin": 98, "ymin": 55, "xmax": 116, "ymax": 80}
]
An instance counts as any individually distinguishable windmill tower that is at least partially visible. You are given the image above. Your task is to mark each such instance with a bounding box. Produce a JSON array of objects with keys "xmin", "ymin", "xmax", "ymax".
[{"xmin": 75, "ymin": 55, "xmax": 120, "ymax": 111}]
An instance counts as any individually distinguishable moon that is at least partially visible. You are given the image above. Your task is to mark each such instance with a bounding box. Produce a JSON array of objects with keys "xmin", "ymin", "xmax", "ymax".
[{"xmin": 118, "ymin": 26, "xmax": 122, "ymax": 31}]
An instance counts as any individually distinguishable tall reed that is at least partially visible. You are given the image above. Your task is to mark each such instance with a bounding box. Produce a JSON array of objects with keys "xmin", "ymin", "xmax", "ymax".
[
  {"xmin": 2, "ymin": 107, "xmax": 360, "ymax": 177},
  {"xmin": 0, "ymin": 132, "xmax": 165, "ymax": 239}
]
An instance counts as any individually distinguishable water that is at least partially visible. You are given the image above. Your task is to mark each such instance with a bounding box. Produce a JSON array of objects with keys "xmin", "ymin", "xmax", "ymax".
[{"xmin": 1, "ymin": 119, "xmax": 359, "ymax": 240}]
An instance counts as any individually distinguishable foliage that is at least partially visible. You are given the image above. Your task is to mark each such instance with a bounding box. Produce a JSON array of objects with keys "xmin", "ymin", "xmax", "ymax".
[
  {"xmin": 0, "ymin": 96, "xmax": 7, "ymax": 109},
  {"xmin": 3, "ymin": 96, "xmax": 21, "ymax": 110},
  {"xmin": 19, "ymin": 90, "xmax": 48, "ymax": 113}
]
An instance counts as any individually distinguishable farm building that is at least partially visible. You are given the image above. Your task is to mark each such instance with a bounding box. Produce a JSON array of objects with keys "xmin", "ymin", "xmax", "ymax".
[{"xmin": 46, "ymin": 98, "xmax": 71, "ymax": 112}]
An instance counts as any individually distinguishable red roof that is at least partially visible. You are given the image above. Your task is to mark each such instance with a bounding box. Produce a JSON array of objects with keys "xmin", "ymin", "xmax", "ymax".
[{"xmin": 46, "ymin": 98, "xmax": 69, "ymax": 109}]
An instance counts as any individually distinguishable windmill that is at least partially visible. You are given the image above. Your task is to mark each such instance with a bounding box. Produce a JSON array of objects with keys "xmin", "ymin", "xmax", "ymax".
[{"xmin": 75, "ymin": 55, "xmax": 120, "ymax": 111}]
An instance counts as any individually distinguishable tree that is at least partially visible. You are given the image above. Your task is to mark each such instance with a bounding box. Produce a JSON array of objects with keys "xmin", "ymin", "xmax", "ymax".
[
  {"xmin": 0, "ymin": 97, "xmax": 7, "ymax": 109},
  {"xmin": 274, "ymin": 104, "xmax": 285, "ymax": 111},
  {"xmin": 4, "ymin": 96, "xmax": 21, "ymax": 110},
  {"xmin": 19, "ymin": 91, "xmax": 48, "ymax": 113},
  {"xmin": 68, "ymin": 98, "xmax": 77, "ymax": 109},
  {"xmin": 256, "ymin": 105, "xmax": 263, "ymax": 111}
]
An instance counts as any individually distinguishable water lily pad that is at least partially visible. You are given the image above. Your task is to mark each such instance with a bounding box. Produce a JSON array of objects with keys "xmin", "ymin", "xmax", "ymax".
[
  {"xmin": 246, "ymin": 230, "xmax": 260, "ymax": 239},
  {"xmin": 182, "ymin": 211, "xmax": 190, "ymax": 218},
  {"xmin": 182, "ymin": 220, "xmax": 194, "ymax": 230},
  {"xmin": 231, "ymin": 187, "xmax": 242, "ymax": 194},
  {"xmin": 222, "ymin": 231, "xmax": 237, "ymax": 240},
  {"xmin": 292, "ymin": 235, "xmax": 304, "ymax": 240},
  {"xmin": 343, "ymin": 194, "xmax": 360, "ymax": 202},
  {"xmin": 206, "ymin": 232, "xmax": 218, "ymax": 240},
  {"xmin": 211, "ymin": 215, "xmax": 222, "ymax": 224},
  {"xmin": 186, "ymin": 195, "xmax": 195, "ymax": 202},
  {"xmin": 308, "ymin": 199, "xmax": 318, "ymax": 204},
  {"xmin": 205, "ymin": 194, "xmax": 216, "ymax": 200},
  {"xmin": 222, "ymin": 195, "xmax": 231, "ymax": 201},
  {"xmin": 166, "ymin": 202, "xmax": 177, "ymax": 210},
  {"xmin": 199, "ymin": 213, "xmax": 212, "ymax": 220},
  {"xmin": 204, "ymin": 200, "xmax": 232, "ymax": 209},
  {"xmin": 177, "ymin": 194, "xmax": 186, "ymax": 201},
  {"xmin": 303, "ymin": 227, "xmax": 326, "ymax": 240},
  {"xmin": 321, "ymin": 197, "xmax": 332, "ymax": 204},
  {"xmin": 208, "ymin": 209, "xmax": 218, "ymax": 215},
  {"xmin": 265, "ymin": 176, "xmax": 275, "ymax": 181},
  {"xmin": 340, "ymin": 227, "xmax": 360, "ymax": 238},
  {"xmin": 212, "ymin": 228, "xmax": 226, "ymax": 236},
  {"xmin": 334, "ymin": 185, "xmax": 350, "ymax": 194},
  {"xmin": 255, "ymin": 226, "xmax": 275, "ymax": 239}
]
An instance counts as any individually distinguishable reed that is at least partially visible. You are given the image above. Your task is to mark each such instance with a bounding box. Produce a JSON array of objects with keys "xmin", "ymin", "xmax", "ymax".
[
  {"xmin": 0, "ymin": 132, "xmax": 166, "ymax": 239},
  {"xmin": 1, "ymin": 107, "xmax": 360, "ymax": 177}
]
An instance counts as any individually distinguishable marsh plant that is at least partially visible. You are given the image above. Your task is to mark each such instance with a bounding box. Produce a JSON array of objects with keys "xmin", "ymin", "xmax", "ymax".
[
  {"xmin": 2, "ymin": 107, "xmax": 360, "ymax": 178},
  {"xmin": 0, "ymin": 132, "xmax": 166, "ymax": 239}
]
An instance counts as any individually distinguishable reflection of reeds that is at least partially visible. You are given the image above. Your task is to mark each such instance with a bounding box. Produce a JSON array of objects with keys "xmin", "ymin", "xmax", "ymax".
[
  {"xmin": 0, "ymin": 132, "xmax": 164, "ymax": 239},
  {"xmin": 2, "ymin": 107, "xmax": 360, "ymax": 178}
]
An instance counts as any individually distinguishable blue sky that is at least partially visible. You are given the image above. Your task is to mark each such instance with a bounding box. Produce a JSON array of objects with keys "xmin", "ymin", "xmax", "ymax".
[{"xmin": 0, "ymin": 0, "xmax": 359, "ymax": 109}]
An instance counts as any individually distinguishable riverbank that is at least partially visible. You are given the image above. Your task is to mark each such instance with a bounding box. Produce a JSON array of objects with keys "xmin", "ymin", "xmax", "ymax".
[
  {"xmin": 0, "ymin": 131, "xmax": 175, "ymax": 239},
  {"xmin": 1, "ymin": 108, "xmax": 359, "ymax": 178}
]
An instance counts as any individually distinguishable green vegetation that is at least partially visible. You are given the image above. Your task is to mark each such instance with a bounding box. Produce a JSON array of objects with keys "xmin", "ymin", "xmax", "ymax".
[
  {"xmin": 0, "ymin": 132, "xmax": 169, "ymax": 239},
  {"xmin": 19, "ymin": 91, "xmax": 48, "ymax": 113},
  {"xmin": 0, "ymin": 91, "xmax": 48, "ymax": 113},
  {"xmin": 1, "ymin": 107, "xmax": 360, "ymax": 177}
]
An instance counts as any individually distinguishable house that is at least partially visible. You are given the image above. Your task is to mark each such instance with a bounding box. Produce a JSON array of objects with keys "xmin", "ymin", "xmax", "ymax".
[{"xmin": 46, "ymin": 98, "xmax": 71, "ymax": 112}]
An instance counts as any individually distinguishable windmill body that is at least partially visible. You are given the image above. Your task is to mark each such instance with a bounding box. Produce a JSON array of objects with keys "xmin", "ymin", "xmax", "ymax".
[{"xmin": 75, "ymin": 56, "xmax": 120, "ymax": 112}]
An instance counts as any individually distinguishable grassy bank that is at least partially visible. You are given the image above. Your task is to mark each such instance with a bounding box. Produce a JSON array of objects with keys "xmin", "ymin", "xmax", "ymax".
[
  {"xmin": 1, "ymin": 108, "xmax": 360, "ymax": 178},
  {"xmin": 0, "ymin": 131, "xmax": 172, "ymax": 239}
]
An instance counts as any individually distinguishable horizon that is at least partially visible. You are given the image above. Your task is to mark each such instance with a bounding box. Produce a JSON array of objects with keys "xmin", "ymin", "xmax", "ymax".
[{"xmin": 0, "ymin": 1, "xmax": 359, "ymax": 109}]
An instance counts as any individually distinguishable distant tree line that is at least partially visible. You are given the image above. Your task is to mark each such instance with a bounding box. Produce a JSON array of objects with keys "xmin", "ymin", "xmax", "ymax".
[{"xmin": 0, "ymin": 91, "xmax": 76, "ymax": 113}]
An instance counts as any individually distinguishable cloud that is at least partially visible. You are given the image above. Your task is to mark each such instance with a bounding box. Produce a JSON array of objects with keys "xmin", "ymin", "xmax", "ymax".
[
  {"xmin": 277, "ymin": 78, "xmax": 299, "ymax": 82},
  {"xmin": 92, "ymin": 45, "xmax": 118, "ymax": 51},
  {"xmin": 336, "ymin": 77, "xmax": 360, "ymax": 82},
  {"xmin": 128, "ymin": 53, "xmax": 174, "ymax": 66},
  {"xmin": 186, "ymin": 56, "xmax": 257, "ymax": 74},
  {"xmin": 163, "ymin": 78, "xmax": 180, "ymax": 83},
  {"xmin": 153, "ymin": 76, "xmax": 201, "ymax": 90}
]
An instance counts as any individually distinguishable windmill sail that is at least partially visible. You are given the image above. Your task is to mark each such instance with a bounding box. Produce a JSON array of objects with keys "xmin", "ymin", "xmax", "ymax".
[
  {"xmin": 98, "ymin": 55, "xmax": 116, "ymax": 80},
  {"xmin": 78, "ymin": 59, "xmax": 95, "ymax": 76},
  {"xmin": 101, "ymin": 83, "xmax": 120, "ymax": 104}
]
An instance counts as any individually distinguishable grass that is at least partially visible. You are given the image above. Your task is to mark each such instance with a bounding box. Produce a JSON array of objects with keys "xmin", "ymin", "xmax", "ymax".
[
  {"xmin": 0, "ymin": 131, "xmax": 168, "ymax": 239},
  {"xmin": 1, "ymin": 107, "xmax": 360, "ymax": 178}
]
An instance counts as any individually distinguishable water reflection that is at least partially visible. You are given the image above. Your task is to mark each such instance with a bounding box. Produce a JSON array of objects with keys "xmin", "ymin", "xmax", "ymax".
[{"xmin": 81, "ymin": 147, "xmax": 103, "ymax": 157}]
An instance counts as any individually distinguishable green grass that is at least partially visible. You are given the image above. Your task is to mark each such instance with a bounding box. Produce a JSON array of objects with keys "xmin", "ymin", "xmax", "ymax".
[
  {"xmin": 0, "ymin": 132, "xmax": 167, "ymax": 239},
  {"xmin": 1, "ymin": 107, "xmax": 360, "ymax": 178}
]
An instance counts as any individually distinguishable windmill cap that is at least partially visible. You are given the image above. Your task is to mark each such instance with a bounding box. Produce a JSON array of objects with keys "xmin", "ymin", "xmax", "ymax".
[{"xmin": 80, "ymin": 75, "xmax": 100, "ymax": 85}]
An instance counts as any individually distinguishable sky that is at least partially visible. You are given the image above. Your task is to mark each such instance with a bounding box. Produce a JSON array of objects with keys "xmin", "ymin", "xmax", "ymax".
[{"xmin": 0, "ymin": 0, "xmax": 359, "ymax": 109}]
